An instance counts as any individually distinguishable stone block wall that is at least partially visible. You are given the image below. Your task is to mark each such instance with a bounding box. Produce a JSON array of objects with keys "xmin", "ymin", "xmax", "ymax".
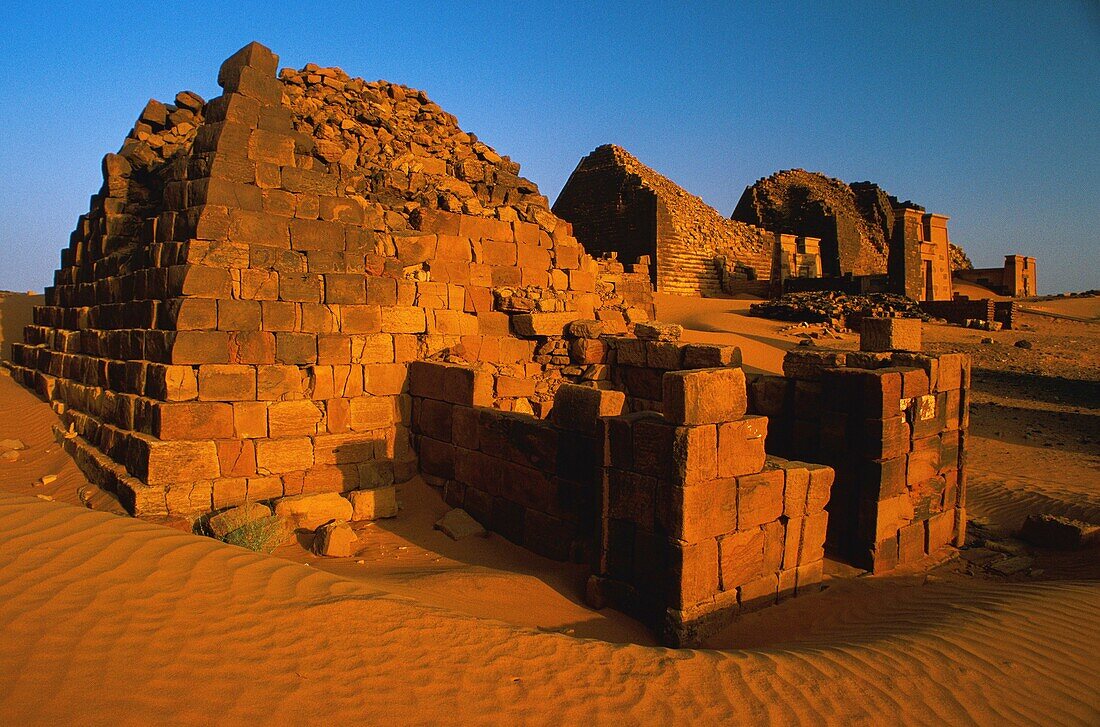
[
  {"xmin": 920, "ymin": 299, "xmax": 995, "ymax": 326},
  {"xmin": 406, "ymin": 328, "xmax": 747, "ymax": 563},
  {"xmin": 9, "ymin": 42, "xmax": 653, "ymax": 516},
  {"xmin": 749, "ymin": 349, "xmax": 970, "ymax": 571},
  {"xmin": 407, "ymin": 362, "xmax": 608, "ymax": 561},
  {"xmin": 589, "ymin": 367, "xmax": 833, "ymax": 647}
]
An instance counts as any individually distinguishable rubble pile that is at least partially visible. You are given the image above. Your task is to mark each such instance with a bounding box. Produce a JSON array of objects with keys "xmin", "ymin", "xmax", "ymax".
[
  {"xmin": 280, "ymin": 65, "xmax": 553, "ymax": 231},
  {"xmin": 749, "ymin": 291, "xmax": 927, "ymax": 323}
]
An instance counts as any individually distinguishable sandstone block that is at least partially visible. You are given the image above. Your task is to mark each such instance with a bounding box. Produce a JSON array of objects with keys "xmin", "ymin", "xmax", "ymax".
[
  {"xmin": 495, "ymin": 375, "xmax": 536, "ymax": 399},
  {"xmin": 312, "ymin": 519, "xmax": 358, "ymax": 557},
  {"xmin": 607, "ymin": 470, "xmax": 657, "ymax": 527},
  {"xmin": 667, "ymin": 538, "xmax": 719, "ymax": 609},
  {"xmin": 171, "ymin": 331, "xmax": 231, "ymax": 364},
  {"xmin": 682, "ymin": 343, "xmax": 742, "ymax": 369},
  {"xmin": 131, "ymin": 437, "xmax": 220, "ymax": 486},
  {"xmin": 717, "ymin": 415, "xmax": 768, "ymax": 477},
  {"xmin": 218, "ymin": 299, "xmax": 262, "ymax": 331},
  {"xmin": 773, "ymin": 460, "xmax": 809, "ymax": 516},
  {"xmin": 860, "ymin": 456, "xmax": 907, "ymax": 500},
  {"xmin": 268, "ymin": 399, "xmax": 324, "ymax": 437},
  {"xmin": 217, "ymin": 440, "xmax": 257, "ymax": 477},
  {"xmin": 256, "ymin": 365, "xmax": 302, "ymax": 400},
  {"xmin": 274, "ymin": 492, "xmax": 353, "ymax": 532},
  {"xmin": 566, "ymin": 319, "xmax": 605, "ymax": 339},
  {"xmin": 799, "ymin": 511, "xmax": 828, "ymax": 564},
  {"xmin": 570, "ymin": 338, "xmax": 608, "ymax": 365},
  {"xmin": 634, "ymin": 321, "xmax": 682, "ymax": 341},
  {"xmin": 348, "ymin": 396, "xmax": 393, "ymax": 431},
  {"xmin": 737, "ymin": 470, "xmax": 785, "ymax": 530},
  {"xmin": 860, "ymin": 317, "xmax": 921, "ymax": 352},
  {"xmin": 233, "ymin": 401, "xmax": 268, "ymax": 438},
  {"xmin": 276, "ymin": 333, "xmax": 317, "ymax": 365},
  {"xmin": 552, "ymin": 384, "xmax": 625, "ymax": 433},
  {"xmin": 667, "ymin": 424, "xmax": 718, "ymax": 486},
  {"xmin": 511, "ymin": 312, "xmax": 581, "ymax": 337},
  {"xmin": 898, "ymin": 520, "xmax": 927, "ymax": 563},
  {"xmin": 348, "ymin": 486, "xmax": 398, "ymax": 521},
  {"xmin": 926, "ymin": 509, "xmax": 956, "ymax": 553},
  {"xmin": 863, "ymin": 416, "xmax": 911, "ymax": 459},
  {"xmin": 154, "ymin": 402, "xmax": 234, "ymax": 440},
  {"xmin": 433, "ymin": 508, "xmax": 484, "ymax": 540},
  {"xmin": 1019, "ymin": 514, "xmax": 1100, "ymax": 550},
  {"xmin": 218, "ymin": 41, "xmax": 279, "ymax": 89},
  {"xmin": 279, "ymin": 273, "xmax": 323, "ymax": 303},
  {"xmin": 718, "ymin": 527, "xmax": 765, "ymax": 590},
  {"xmin": 256, "ymin": 437, "xmax": 313, "ymax": 474},
  {"xmin": 198, "ymin": 364, "xmax": 256, "ymax": 401},
  {"xmin": 146, "ymin": 364, "xmax": 198, "ymax": 401},
  {"xmin": 805, "ymin": 464, "xmax": 834, "ymax": 513},
  {"xmin": 662, "ymin": 367, "xmax": 747, "ymax": 425},
  {"xmin": 381, "ymin": 306, "xmax": 427, "ymax": 334}
]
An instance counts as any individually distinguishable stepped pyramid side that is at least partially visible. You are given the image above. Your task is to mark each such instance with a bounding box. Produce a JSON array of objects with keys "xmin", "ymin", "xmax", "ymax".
[
  {"xmin": 553, "ymin": 145, "xmax": 775, "ymax": 297},
  {"xmin": 10, "ymin": 42, "xmax": 653, "ymax": 516}
]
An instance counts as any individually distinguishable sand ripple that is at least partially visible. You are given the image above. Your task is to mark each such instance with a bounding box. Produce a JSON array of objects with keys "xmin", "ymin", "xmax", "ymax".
[{"xmin": 1, "ymin": 493, "xmax": 1097, "ymax": 725}]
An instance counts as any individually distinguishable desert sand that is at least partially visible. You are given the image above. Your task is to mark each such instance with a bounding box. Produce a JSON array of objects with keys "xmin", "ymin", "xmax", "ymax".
[{"xmin": 1, "ymin": 291, "xmax": 1098, "ymax": 724}]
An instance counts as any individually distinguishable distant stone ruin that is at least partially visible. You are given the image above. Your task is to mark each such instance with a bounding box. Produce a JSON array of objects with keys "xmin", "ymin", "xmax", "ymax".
[
  {"xmin": 9, "ymin": 42, "xmax": 971, "ymax": 647},
  {"xmin": 553, "ymin": 145, "xmax": 821, "ymax": 297},
  {"xmin": 955, "ymin": 255, "xmax": 1037, "ymax": 297},
  {"xmin": 733, "ymin": 169, "xmax": 955, "ymax": 301}
]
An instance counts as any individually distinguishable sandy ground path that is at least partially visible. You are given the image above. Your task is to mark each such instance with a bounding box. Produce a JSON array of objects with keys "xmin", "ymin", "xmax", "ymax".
[{"xmin": 1, "ymin": 492, "xmax": 1098, "ymax": 725}]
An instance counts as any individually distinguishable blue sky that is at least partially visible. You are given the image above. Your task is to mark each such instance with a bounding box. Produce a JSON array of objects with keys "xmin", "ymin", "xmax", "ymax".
[{"xmin": 1, "ymin": 2, "xmax": 1097, "ymax": 293}]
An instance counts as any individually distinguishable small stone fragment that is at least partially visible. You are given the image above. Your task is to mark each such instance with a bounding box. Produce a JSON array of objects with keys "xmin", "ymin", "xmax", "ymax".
[
  {"xmin": 1019, "ymin": 514, "xmax": 1100, "ymax": 550},
  {"xmin": 312, "ymin": 519, "xmax": 358, "ymax": 557},
  {"xmin": 434, "ymin": 508, "xmax": 486, "ymax": 540},
  {"xmin": 0, "ymin": 439, "xmax": 26, "ymax": 453}
]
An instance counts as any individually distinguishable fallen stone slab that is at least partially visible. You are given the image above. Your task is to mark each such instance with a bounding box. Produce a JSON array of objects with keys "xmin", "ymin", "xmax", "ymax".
[
  {"xmin": 207, "ymin": 502, "xmax": 273, "ymax": 539},
  {"xmin": 959, "ymin": 547, "xmax": 1003, "ymax": 566},
  {"xmin": 348, "ymin": 486, "xmax": 398, "ymax": 521},
  {"xmin": 989, "ymin": 555, "xmax": 1034, "ymax": 576},
  {"xmin": 312, "ymin": 519, "xmax": 358, "ymax": 557},
  {"xmin": 274, "ymin": 492, "xmax": 353, "ymax": 531},
  {"xmin": 33, "ymin": 474, "xmax": 58, "ymax": 488},
  {"xmin": 1019, "ymin": 514, "xmax": 1100, "ymax": 550},
  {"xmin": 633, "ymin": 321, "xmax": 683, "ymax": 341},
  {"xmin": 565, "ymin": 319, "xmax": 605, "ymax": 339},
  {"xmin": 434, "ymin": 508, "xmax": 485, "ymax": 540}
]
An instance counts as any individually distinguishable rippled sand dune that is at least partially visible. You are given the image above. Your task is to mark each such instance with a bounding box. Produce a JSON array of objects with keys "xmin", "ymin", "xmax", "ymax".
[{"xmin": 1, "ymin": 493, "xmax": 1097, "ymax": 724}]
